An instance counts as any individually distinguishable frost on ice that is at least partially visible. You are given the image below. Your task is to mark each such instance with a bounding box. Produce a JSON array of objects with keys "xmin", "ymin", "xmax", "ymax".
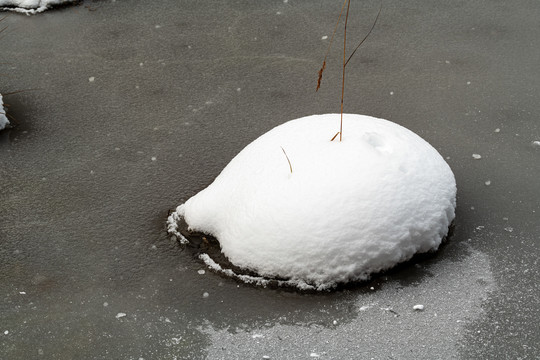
[
  {"xmin": 168, "ymin": 114, "xmax": 456, "ymax": 290},
  {"xmin": 0, "ymin": 93, "xmax": 8, "ymax": 131},
  {"xmin": 0, "ymin": 0, "xmax": 75, "ymax": 14}
]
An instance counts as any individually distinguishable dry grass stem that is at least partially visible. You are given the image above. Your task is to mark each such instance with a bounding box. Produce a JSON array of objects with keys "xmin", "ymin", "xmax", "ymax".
[
  {"xmin": 316, "ymin": 1, "xmax": 382, "ymax": 142},
  {"xmin": 316, "ymin": 0, "xmax": 348, "ymax": 92},
  {"xmin": 280, "ymin": 146, "xmax": 293, "ymax": 174}
]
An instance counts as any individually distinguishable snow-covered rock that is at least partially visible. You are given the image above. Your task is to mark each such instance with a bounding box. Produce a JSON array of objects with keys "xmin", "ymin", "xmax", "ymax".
[
  {"xmin": 0, "ymin": 0, "xmax": 75, "ymax": 14},
  {"xmin": 169, "ymin": 114, "xmax": 456, "ymax": 290},
  {"xmin": 0, "ymin": 93, "xmax": 9, "ymax": 131}
]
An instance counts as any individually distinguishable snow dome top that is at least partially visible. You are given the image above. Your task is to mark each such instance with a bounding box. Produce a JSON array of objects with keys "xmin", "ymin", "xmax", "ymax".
[{"xmin": 169, "ymin": 114, "xmax": 456, "ymax": 290}]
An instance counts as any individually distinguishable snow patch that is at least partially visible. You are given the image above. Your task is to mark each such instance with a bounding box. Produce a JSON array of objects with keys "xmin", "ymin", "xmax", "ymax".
[
  {"xmin": 170, "ymin": 114, "xmax": 456, "ymax": 289},
  {"xmin": 0, "ymin": 93, "xmax": 9, "ymax": 131},
  {"xmin": 0, "ymin": 0, "xmax": 76, "ymax": 14}
]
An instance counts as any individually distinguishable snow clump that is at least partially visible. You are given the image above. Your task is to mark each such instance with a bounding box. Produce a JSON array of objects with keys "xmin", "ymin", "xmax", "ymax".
[
  {"xmin": 170, "ymin": 114, "xmax": 456, "ymax": 290},
  {"xmin": 0, "ymin": 93, "xmax": 8, "ymax": 131},
  {"xmin": 0, "ymin": 0, "xmax": 75, "ymax": 14}
]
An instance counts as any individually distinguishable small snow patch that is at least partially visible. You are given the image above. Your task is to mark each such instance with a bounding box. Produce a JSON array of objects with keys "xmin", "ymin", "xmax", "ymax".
[
  {"xmin": 203, "ymin": 292, "xmax": 209, "ymax": 298},
  {"xmin": 413, "ymin": 304, "xmax": 425, "ymax": 311},
  {"xmin": 3, "ymin": 330, "xmax": 8, "ymax": 335},
  {"xmin": 485, "ymin": 180, "xmax": 491, "ymax": 186},
  {"xmin": 532, "ymin": 140, "xmax": 540, "ymax": 148},
  {"xmin": 88, "ymin": 77, "xmax": 95, "ymax": 82},
  {"xmin": 252, "ymin": 334, "xmax": 264, "ymax": 339},
  {"xmin": 310, "ymin": 353, "xmax": 320, "ymax": 358},
  {"xmin": 472, "ymin": 154, "xmax": 482, "ymax": 159},
  {"xmin": 321, "ymin": 35, "xmax": 328, "ymax": 40},
  {"xmin": 115, "ymin": 312, "xmax": 127, "ymax": 319},
  {"xmin": 197, "ymin": 269, "xmax": 205, "ymax": 275}
]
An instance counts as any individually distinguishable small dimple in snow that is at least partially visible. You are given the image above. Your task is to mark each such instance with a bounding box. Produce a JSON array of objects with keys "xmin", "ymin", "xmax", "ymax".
[{"xmin": 363, "ymin": 132, "xmax": 392, "ymax": 154}]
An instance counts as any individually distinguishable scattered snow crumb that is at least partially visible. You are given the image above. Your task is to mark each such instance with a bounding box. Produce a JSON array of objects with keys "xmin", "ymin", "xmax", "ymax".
[
  {"xmin": 252, "ymin": 334, "xmax": 264, "ymax": 339},
  {"xmin": 321, "ymin": 35, "xmax": 328, "ymax": 40},
  {"xmin": 103, "ymin": 302, "xmax": 108, "ymax": 307},
  {"xmin": 236, "ymin": 87, "xmax": 241, "ymax": 92},
  {"xmin": 283, "ymin": 0, "xmax": 288, "ymax": 3},
  {"xmin": 485, "ymin": 180, "xmax": 491, "ymax": 186},
  {"xmin": 19, "ymin": 291, "xmax": 26, "ymax": 295},
  {"xmin": 197, "ymin": 269, "xmax": 206, "ymax": 275},
  {"xmin": 390, "ymin": 91, "xmax": 394, "ymax": 95},
  {"xmin": 88, "ymin": 77, "xmax": 95, "ymax": 82},
  {"xmin": 151, "ymin": 156, "xmax": 157, "ymax": 161},
  {"xmin": 445, "ymin": 60, "xmax": 450, "ymax": 64},
  {"xmin": 151, "ymin": 244, "xmax": 157, "ymax": 250},
  {"xmin": 276, "ymin": 11, "xmax": 281, "ymax": 15},
  {"xmin": 495, "ymin": 128, "xmax": 501, "ymax": 133},
  {"xmin": 139, "ymin": 62, "xmax": 144, "ymax": 67},
  {"xmin": 263, "ymin": 356, "xmax": 270, "ymax": 359},
  {"xmin": 203, "ymin": 292, "xmax": 209, "ymax": 298},
  {"xmin": 504, "ymin": 227, "xmax": 514, "ymax": 233},
  {"xmin": 155, "ymin": 25, "xmax": 161, "ymax": 29},
  {"xmin": 467, "ymin": 81, "xmax": 471, "ymax": 85},
  {"xmin": 332, "ymin": 320, "xmax": 338, "ymax": 325},
  {"xmin": 370, "ymin": 287, "xmax": 375, "ymax": 291},
  {"xmin": 4, "ymin": 330, "xmax": 8, "ymax": 335},
  {"xmin": 115, "ymin": 313, "xmax": 127, "ymax": 319},
  {"xmin": 472, "ymin": 154, "xmax": 482, "ymax": 159},
  {"xmin": 310, "ymin": 353, "xmax": 320, "ymax": 358},
  {"xmin": 532, "ymin": 140, "xmax": 540, "ymax": 148},
  {"xmin": 413, "ymin": 304, "xmax": 425, "ymax": 311}
]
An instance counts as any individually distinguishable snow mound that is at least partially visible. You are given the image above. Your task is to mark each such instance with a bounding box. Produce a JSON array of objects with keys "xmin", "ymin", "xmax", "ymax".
[
  {"xmin": 0, "ymin": 93, "xmax": 9, "ymax": 131},
  {"xmin": 0, "ymin": 0, "xmax": 76, "ymax": 14},
  {"xmin": 169, "ymin": 114, "xmax": 456, "ymax": 290}
]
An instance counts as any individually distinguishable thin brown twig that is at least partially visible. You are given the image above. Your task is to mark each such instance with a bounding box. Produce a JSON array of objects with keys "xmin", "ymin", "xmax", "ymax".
[
  {"xmin": 316, "ymin": 0, "xmax": 348, "ymax": 92},
  {"xmin": 280, "ymin": 146, "xmax": 293, "ymax": 174},
  {"xmin": 345, "ymin": 1, "xmax": 383, "ymax": 67},
  {"xmin": 340, "ymin": 0, "xmax": 351, "ymax": 142}
]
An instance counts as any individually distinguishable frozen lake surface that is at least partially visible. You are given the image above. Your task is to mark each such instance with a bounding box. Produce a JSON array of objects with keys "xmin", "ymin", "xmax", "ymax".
[{"xmin": 1, "ymin": 0, "xmax": 539, "ymax": 358}]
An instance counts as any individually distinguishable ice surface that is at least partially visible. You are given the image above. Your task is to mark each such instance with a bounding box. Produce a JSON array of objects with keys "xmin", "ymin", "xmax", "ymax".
[
  {"xmin": 0, "ymin": 94, "xmax": 8, "ymax": 131},
  {"xmin": 170, "ymin": 114, "xmax": 456, "ymax": 289},
  {"xmin": 201, "ymin": 249, "xmax": 494, "ymax": 359},
  {"xmin": 0, "ymin": 0, "xmax": 75, "ymax": 14}
]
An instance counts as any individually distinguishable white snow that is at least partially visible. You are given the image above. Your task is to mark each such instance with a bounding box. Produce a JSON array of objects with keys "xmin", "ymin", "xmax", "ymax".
[
  {"xmin": 115, "ymin": 312, "xmax": 127, "ymax": 319},
  {"xmin": 0, "ymin": 0, "xmax": 75, "ymax": 14},
  {"xmin": 472, "ymin": 153, "xmax": 482, "ymax": 159},
  {"xmin": 413, "ymin": 304, "xmax": 425, "ymax": 311},
  {"xmin": 0, "ymin": 93, "xmax": 8, "ymax": 131},
  {"xmin": 170, "ymin": 114, "xmax": 456, "ymax": 290}
]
